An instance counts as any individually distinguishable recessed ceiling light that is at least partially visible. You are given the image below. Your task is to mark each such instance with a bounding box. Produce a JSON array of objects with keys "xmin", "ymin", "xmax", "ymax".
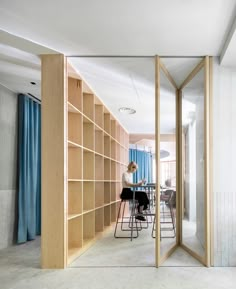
[
  {"xmin": 118, "ymin": 107, "xmax": 136, "ymax": 114},
  {"xmin": 30, "ymin": 81, "xmax": 36, "ymax": 85}
]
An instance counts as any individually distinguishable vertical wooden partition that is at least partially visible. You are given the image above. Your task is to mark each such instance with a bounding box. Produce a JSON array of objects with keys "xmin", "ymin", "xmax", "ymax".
[
  {"xmin": 41, "ymin": 54, "xmax": 68, "ymax": 268},
  {"xmin": 41, "ymin": 54, "xmax": 129, "ymax": 268}
]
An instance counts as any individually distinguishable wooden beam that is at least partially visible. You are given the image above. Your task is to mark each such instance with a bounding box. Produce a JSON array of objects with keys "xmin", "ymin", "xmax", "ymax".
[
  {"xmin": 179, "ymin": 58, "xmax": 204, "ymax": 90},
  {"xmin": 160, "ymin": 60, "xmax": 178, "ymax": 89}
]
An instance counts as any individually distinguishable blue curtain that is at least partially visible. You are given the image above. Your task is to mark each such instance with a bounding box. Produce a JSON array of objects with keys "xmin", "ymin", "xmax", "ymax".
[
  {"xmin": 17, "ymin": 94, "xmax": 41, "ymax": 243},
  {"xmin": 129, "ymin": 149, "xmax": 153, "ymax": 184}
]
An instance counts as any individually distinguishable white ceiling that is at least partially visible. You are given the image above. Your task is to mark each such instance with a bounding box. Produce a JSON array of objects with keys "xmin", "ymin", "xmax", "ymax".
[
  {"xmin": 68, "ymin": 56, "xmax": 204, "ymax": 134},
  {"xmin": 69, "ymin": 57, "xmax": 155, "ymax": 133},
  {"xmin": 0, "ymin": 0, "xmax": 236, "ymax": 136},
  {"xmin": 1, "ymin": 0, "xmax": 236, "ymax": 56},
  {"xmin": 220, "ymin": 13, "xmax": 236, "ymax": 67}
]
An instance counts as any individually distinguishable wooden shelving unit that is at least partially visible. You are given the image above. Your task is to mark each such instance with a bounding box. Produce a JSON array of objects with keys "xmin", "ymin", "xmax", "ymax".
[{"xmin": 41, "ymin": 54, "xmax": 129, "ymax": 268}]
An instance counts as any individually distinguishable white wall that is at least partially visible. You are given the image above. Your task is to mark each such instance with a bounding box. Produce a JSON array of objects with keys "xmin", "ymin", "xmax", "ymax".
[
  {"xmin": 213, "ymin": 57, "xmax": 236, "ymax": 266},
  {"xmin": 0, "ymin": 84, "xmax": 18, "ymax": 249}
]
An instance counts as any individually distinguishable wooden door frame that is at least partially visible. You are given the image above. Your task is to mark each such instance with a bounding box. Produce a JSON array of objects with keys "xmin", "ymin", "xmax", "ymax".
[
  {"xmin": 155, "ymin": 56, "xmax": 213, "ymax": 267},
  {"xmin": 155, "ymin": 56, "xmax": 179, "ymax": 267},
  {"xmin": 178, "ymin": 56, "xmax": 212, "ymax": 267}
]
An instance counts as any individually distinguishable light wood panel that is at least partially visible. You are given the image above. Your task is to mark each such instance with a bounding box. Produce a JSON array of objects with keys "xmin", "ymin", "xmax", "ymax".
[
  {"xmin": 104, "ymin": 159, "xmax": 111, "ymax": 180},
  {"xmin": 68, "ymin": 77, "xmax": 82, "ymax": 110},
  {"xmin": 104, "ymin": 113, "xmax": 111, "ymax": 134},
  {"xmin": 104, "ymin": 182, "xmax": 111, "ymax": 203},
  {"xmin": 95, "ymin": 130, "xmax": 104, "ymax": 154},
  {"xmin": 83, "ymin": 121, "xmax": 94, "ymax": 150},
  {"xmin": 68, "ymin": 217, "xmax": 82, "ymax": 255},
  {"xmin": 111, "ymin": 119, "xmax": 117, "ymax": 139},
  {"xmin": 104, "ymin": 205, "xmax": 111, "ymax": 226},
  {"xmin": 95, "ymin": 208, "xmax": 104, "ymax": 232},
  {"xmin": 41, "ymin": 54, "xmax": 129, "ymax": 268},
  {"xmin": 83, "ymin": 211, "xmax": 95, "ymax": 240},
  {"xmin": 68, "ymin": 182, "xmax": 82, "ymax": 216},
  {"xmin": 83, "ymin": 93, "xmax": 94, "ymax": 121},
  {"xmin": 68, "ymin": 113, "xmax": 82, "ymax": 145},
  {"xmin": 83, "ymin": 181, "xmax": 95, "ymax": 211},
  {"xmin": 95, "ymin": 182, "xmax": 104, "ymax": 207},
  {"xmin": 104, "ymin": 135, "xmax": 111, "ymax": 157},
  {"xmin": 95, "ymin": 104, "xmax": 104, "ymax": 129},
  {"xmin": 41, "ymin": 54, "xmax": 67, "ymax": 269},
  {"xmin": 68, "ymin": 147, "xmax": 82, "ymax": 179}
]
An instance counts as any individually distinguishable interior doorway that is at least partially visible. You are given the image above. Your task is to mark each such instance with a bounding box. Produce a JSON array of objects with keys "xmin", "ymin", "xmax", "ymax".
[
  {"xmin": 156, "ymin": 56, "xmax": 212, "ymax": 267},
  {"xmin": 65, "ymin": 55, "xmax": 212, "ymax": 268}
]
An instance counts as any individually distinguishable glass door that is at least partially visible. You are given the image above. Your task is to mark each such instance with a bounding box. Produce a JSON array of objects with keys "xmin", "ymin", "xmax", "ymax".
[
  {"xmin": 179, "ymin": 57, "xmax": 210, "ymax": 266},
  {"xmin": 156, "ymin": 56, "xmax": 211, "ymax": 267},
  {"xmin": 155, "ymin": 56, "xmax": 178, "ymax": 266}
]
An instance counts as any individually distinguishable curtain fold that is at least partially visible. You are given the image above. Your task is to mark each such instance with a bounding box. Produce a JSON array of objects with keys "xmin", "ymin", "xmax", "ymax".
[
  {"xmin": 17, "ymin": 94, "xmax": 41, "ymax": 243},
  {"xmin": 129, "ymin": 148, "xmax": 153, "ymax": 184}
]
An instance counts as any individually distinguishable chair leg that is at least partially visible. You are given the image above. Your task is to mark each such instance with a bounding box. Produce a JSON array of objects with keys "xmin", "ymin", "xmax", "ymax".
[
  {"xmin": 151, "ymin": 216, "xmax": 155, "ymax": 238},
  {"xmin": 121, "ymin": 200, "xmax": 128, "ymax": 231},
  {"xmin": 114, "ymin": 200, "xmax": 139, "ymax": 239},
  {"xmin": 160, "ymin": 201, "xmax": 175, "ymax": 238},
  {"xmin": 114, "ymin": 199, "xmax": 123, "ymax": 237},
  {"xmin": 151, "ymin": 216, "xmax": 161, "ymax": 240},
  {"xmin": 170, "ymin": 205, "xmax": 176, "ymax": 236}
]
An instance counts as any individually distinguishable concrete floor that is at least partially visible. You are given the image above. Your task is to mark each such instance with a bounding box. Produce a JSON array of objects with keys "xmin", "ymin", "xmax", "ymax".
[
  {"xmin": 1, "ymin": 230, "xmax": 236, "ymax": 289},
  {"xmin": 70, "ymin": 224, "xmax": 201, "ymax": 267}
]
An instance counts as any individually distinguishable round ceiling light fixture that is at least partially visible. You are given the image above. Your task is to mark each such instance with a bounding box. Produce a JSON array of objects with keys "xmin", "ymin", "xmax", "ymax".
[
  {"xmin": 118, "ymin": 107, "xmax": 136, "ymax": 114},
  {"xmin": 160, "ymin": 150, "xmax": 170, "ymax": 159}
]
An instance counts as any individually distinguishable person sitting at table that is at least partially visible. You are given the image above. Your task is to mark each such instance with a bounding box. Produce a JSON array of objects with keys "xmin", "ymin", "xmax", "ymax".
[{"xmin": 121, "ymin": 161, "xmax": 150, "ymax": 221}]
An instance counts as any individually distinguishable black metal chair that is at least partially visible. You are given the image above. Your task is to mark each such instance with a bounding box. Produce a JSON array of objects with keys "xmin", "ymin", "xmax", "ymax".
[
  {"xmin": 114, "ymin": 189, "xmax": 149, "ymax": 240},
  {"xmin": 114, "ymin": 198, "xmax": 141, "ymax": 240},
  {"xmin": 152, "ymin": 190, "xmax": 176, "ymax": 238}
]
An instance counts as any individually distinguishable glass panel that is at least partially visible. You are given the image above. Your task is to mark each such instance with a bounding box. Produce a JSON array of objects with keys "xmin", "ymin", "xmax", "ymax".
[
  {"xmin": 181, "ymin": 66, "xmax": 205, "ymax": 258},
  {"xmin": 159, "ymin": 68, "xmax": 177, "ymax": 258}
]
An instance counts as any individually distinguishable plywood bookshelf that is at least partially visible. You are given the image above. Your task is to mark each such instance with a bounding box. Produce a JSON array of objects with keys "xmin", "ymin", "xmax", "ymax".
[{"xmin": 41, "ymin": 54, "xmax": 129, "ymax": 268}]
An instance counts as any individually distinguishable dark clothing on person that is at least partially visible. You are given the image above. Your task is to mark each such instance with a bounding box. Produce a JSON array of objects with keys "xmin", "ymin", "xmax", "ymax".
[{"xmin": 120, "ymin": 188, "xmax": 149, "ymax": 211}]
